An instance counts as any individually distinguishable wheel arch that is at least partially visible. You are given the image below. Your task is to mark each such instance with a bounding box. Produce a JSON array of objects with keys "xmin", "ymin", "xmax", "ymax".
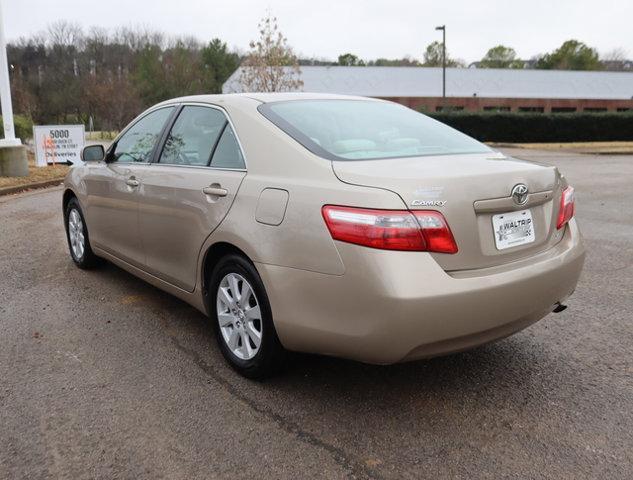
[
  {"xmin": 201, "ymin": 241, "xmax": 255, "ymax": 314},
  {"xmin": 62, "ymin": 188, "xmax": 77, "ymax": 222}
]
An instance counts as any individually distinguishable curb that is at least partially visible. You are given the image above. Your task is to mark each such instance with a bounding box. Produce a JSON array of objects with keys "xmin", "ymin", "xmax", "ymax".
[
  {"xmin": 490, "ymin": 143, "xmax": 633, "ymax": 155},
  {"xmin": 575, "ymin": 151, "xmax": 633, "ymax": 155},
  {"xmin": 0, "ymin": 178, "xmax": 65, "ymax": 197}
]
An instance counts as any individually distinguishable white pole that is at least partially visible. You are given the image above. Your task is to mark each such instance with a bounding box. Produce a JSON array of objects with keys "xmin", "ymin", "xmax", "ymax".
[{"xmin": 0, "ymin": 0, "xmax": 20, "ymax": 146}]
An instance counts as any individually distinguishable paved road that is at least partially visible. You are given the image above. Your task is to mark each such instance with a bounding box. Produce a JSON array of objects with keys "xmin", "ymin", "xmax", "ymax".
[{"xmin": 1, "ymin": 149, "xmax": 631, "ymax": 479}]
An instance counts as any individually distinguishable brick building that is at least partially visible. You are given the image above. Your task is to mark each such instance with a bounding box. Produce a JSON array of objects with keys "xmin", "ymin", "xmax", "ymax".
[{"xmin": 223, "ymin": 66, "xmax": 633, "ymax": 113}]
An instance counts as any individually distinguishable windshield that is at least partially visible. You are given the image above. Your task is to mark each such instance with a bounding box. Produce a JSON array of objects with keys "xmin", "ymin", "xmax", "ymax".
[{"xmin": 258, "ymin": 100, "xmax": 491, "ymax": 161}]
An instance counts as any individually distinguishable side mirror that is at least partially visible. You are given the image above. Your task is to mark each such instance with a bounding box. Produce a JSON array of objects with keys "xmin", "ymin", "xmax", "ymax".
[{"xmin": 81, "ymin": 144, "xmax": 105, "ymax": 162}]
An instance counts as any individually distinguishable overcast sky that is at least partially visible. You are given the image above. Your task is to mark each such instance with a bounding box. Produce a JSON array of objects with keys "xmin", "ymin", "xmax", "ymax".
[{"xmin": 4, "ymin": 0, "xmax": 633, "ymax": 63}]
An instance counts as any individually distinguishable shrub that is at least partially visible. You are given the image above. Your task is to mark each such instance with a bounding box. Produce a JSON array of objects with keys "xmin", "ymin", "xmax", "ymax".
[
  {"xmin": 427, "ymin": 112, "xmax": 633, "ymax": 143},
  {"xmin": 0, "ymin": 115, "xmax": 34, "ymax": 140}
]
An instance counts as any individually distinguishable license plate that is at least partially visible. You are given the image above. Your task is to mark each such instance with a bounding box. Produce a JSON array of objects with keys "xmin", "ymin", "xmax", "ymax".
[{"xmin": 492, "ymin": 209, "xmax": 535, "ymax": 250}]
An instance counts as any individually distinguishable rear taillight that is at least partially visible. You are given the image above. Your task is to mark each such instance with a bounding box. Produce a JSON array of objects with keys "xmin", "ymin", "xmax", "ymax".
[
  {"xmin": 321, "ymin": 205, "xmax": 458, "ymax": 253},
  {"xmin": 556, "ymin": 186, "xmax": 575, "ymax": 230}
]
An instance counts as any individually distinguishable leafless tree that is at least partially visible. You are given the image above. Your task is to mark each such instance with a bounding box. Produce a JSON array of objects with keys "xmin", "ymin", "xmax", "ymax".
[
  {"xmin": 601, "ymin": 48, "xmax": 632, "ymax": 71},
  {"xmin": 168, "ymin": 35, "xmax": 201, "ymax": 50},
  {"xmin": 114, "ymin": 26, "xmax": 165, "ymax": 52},
  {"xmin": 47, "ymin": 20, "xmax": 84, "ymax": 48},
  {"xmin": 239, "ymin": 14, "xmax": 303, "ymax": 92},
  {"xmin": 86, "ymin": 26, "xmax": 109, "ymax": 46},
  {"xmin": 602, "ymin": 48, "xmax": 628, "ymax": 62}
]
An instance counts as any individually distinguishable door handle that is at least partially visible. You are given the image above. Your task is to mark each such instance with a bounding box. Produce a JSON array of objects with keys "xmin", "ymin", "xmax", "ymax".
[
  {"xmin": 126, "ymin": 178, "xmax": 140, "ymax": 187},
  {"xmin": 202, "ymin": 185, "xmax": 228, "ymax": 197}
]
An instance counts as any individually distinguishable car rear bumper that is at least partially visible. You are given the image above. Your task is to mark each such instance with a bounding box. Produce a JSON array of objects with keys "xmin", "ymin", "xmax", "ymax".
[{"xmin": 256, "ymin": 219, "xmax": 585, "ymax": 364}]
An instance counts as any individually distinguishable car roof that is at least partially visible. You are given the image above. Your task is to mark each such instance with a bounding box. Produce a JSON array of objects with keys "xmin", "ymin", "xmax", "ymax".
[{"xmin": 157, "ymin": 92, "xmax": 380, "ymax": 107}]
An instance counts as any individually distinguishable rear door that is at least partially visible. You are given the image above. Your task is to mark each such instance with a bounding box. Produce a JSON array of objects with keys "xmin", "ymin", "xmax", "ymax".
[
  {"xmin": 83, "ymin": 106, "xmax": 175, "ymax": 266},
  {"xmin": 137, "ymin": 104, "xmax": 247, "ymax": 291}
]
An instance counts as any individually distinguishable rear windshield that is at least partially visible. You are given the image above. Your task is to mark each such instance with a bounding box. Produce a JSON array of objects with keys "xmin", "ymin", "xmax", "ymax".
[{"xmin": 258, "ymin": 100, "xmax": 491, "ymax": 161}]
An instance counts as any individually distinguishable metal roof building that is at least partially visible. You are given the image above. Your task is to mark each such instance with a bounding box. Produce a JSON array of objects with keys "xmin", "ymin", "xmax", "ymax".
[{"xmin": 223, "ymin": 66, "xmax": 633, "ymax": 113}]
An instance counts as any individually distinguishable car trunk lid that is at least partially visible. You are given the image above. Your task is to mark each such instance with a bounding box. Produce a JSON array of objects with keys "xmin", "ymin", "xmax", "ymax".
[{"xmin": 332, "ymin": 152, "xmax": 564, "ymax": 271}]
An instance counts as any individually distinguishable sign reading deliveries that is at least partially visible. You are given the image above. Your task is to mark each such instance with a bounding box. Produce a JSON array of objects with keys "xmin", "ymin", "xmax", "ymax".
[{"xmin": 33, "ymin": 125, "xmax": 85, "ymax": 167}]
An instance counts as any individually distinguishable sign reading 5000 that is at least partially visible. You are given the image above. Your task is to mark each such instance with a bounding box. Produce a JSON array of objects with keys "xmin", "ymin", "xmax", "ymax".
[{"xmin": 33, "ymin": 125, "xmax": 85, "ymax": 167}]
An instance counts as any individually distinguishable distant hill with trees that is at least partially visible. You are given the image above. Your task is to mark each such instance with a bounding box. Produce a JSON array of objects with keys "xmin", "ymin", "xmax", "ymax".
[{"xmin": 8, "ymin": 21, "xmax": 239, "ymax": 131}]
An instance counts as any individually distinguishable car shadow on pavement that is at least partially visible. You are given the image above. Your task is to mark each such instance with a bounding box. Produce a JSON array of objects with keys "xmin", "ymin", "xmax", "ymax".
[
  {"xmin": 96, "ymin": 258, "xmax": 574, "ymax": 416},
  {"xmin": 270, "ymin": 339, "xmax": 563, "ymax": 409}
]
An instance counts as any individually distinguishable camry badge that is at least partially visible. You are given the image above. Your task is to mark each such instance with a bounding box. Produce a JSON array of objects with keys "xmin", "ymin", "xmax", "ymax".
[
  {"xmin": 411, "ymin": 200, "xmax": 447, "ymax": 207},
  {"xmin": 511, "ymin": 184, "xmax": 529, "ymax": 205}
]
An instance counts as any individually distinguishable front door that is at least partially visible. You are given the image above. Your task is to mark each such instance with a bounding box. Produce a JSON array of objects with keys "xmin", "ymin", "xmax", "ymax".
[
  {"xmin": 137, "ymin": 105, "xmax": 247, "ymax": 291},
  {"xmin": 83, "ymin": 106, "xmax": 175, "ymax": 266}
]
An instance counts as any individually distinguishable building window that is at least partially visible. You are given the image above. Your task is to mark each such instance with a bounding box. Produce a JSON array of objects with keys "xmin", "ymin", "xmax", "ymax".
[
  {"xmin": 617, "ymin": 108, "xmax": 631, "ymax": 112},
  {"xmin": 483, "ymin": 106, "xmax": 511, "ymax": 112},
  {"xmin": 552, "ymin": 107, "xmax": 577, "ymax": 113},
  {"xmin": 435, "ymin": 106, "xmax": 464, "ymax": 112},
  {"xmin": 518, "ymin": 107, "xmax": 544, "ymax": 113},
  {"xmin": 583, "ymin": 107, "xmax": 607, "ymax": 112}
]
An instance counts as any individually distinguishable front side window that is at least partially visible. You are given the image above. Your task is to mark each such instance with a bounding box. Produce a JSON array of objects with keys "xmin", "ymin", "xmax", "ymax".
[
  {"xmin": 159, "ymin": 106, "xmax": 227, "ymax": 166},
  {"xmin": 259, "ymin": 100, "xmax": 491, "ymax": 161},
  {"xmin": 112, "ymin": 107, "xmax": 174, "ymax": 163}
]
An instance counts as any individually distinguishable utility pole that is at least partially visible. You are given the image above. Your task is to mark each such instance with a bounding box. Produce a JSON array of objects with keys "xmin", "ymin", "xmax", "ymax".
[{"xmin": 435, "ymin": 25, "xmax": 446, "ymax": 99}]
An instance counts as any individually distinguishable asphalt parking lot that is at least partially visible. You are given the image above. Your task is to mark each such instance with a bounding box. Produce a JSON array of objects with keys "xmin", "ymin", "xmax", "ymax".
[{"xmin": 1, "ymin": 148, "xmax": 632, "ymax": 479}]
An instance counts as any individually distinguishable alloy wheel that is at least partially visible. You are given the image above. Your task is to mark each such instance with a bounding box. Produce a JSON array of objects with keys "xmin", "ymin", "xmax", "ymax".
[
  {"xmin": 216, "ymin": 273, "xmax": 263, "ymax": 360},
  {"xmin": 68, "ymin": 209, "xmax": 85, "ymax": 260}
]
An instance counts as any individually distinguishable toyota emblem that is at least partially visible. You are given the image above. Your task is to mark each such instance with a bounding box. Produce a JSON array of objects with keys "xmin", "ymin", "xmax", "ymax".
[{"xmin": 511, "ymin": 184, "xmax": 529, "ymax": 205}]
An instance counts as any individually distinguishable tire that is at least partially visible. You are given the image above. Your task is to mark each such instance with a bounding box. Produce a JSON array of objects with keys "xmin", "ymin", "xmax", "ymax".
[
  {"xmin": 209, "ymin": 253, "xmax": 286, "ymax": 379},
  {"xmin": 65, "ymin": 197, "xmax": 99, "ymax": 269}
]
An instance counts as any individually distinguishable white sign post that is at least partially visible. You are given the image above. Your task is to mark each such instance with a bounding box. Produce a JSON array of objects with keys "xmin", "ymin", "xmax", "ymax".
[
  {"xmin": 33, "ymin": 125, "xmax": 85, "ymax": 166},
  {"xmin": 0, "ymin": 0, "xmax": 19, "ymax": 147}
]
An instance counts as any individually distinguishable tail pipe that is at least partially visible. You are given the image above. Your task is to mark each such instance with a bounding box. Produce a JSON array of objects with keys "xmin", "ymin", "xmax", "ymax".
[{"xmin": 552, "ymin": 302, "xmax": 568, "ymax": 313}]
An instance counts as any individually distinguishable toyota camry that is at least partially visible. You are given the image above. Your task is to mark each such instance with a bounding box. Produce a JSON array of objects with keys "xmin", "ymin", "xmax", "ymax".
[{"xmin": 63, "ymin": 93, "xmax": 585, "ymax": 378}]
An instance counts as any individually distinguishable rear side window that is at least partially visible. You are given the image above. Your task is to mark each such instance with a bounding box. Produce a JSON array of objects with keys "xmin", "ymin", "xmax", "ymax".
[
  {"xmin": 210, "ymin": 126, "xmax": 245, "ymax": 169},
  {"xmin": 112, "ymin": 107, "xmax": 174, "ymax": 163},
  {"xmin": 258, "ymin": 100, "xmax": 491, "ymax": 161},
  {"xmin": 159, "ymin": 106, "xmax": 226, "ymax": 166}
]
